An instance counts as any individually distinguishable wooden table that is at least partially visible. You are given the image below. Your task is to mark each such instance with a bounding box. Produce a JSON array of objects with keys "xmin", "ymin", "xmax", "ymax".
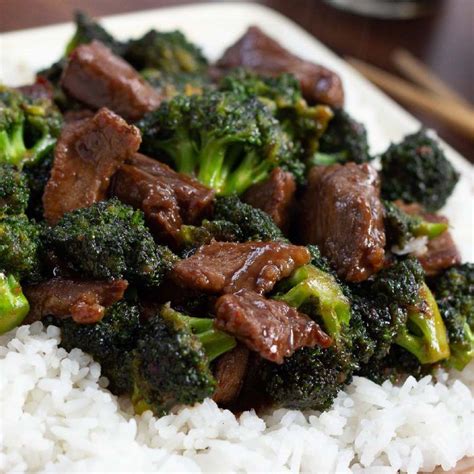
[{"xmin": 1, "ymin": 0, "xmax": 472, "ymax": 162}]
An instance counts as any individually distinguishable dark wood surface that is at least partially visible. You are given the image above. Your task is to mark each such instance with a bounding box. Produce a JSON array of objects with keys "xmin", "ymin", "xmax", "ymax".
[{"xmin": 1, "ymin": 0, "xmax": 472, "ymax": 161}]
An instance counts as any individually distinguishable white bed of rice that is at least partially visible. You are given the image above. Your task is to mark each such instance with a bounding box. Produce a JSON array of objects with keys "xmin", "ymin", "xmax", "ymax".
[{"xmin": 1, "ymin": 323, "xmax": 473, "ymax": 473}]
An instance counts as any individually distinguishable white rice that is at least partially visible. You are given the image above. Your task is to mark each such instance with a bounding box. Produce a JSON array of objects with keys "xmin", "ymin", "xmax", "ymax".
[{"xmin": 1, "ymin": 322, "xmax": 473, "ymax": 473}]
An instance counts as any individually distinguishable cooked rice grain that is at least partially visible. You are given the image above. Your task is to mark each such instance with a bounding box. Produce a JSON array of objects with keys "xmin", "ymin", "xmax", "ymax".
[{"xmin": 1, "ymin": 322, "xmax": 473, "ymax": 473}]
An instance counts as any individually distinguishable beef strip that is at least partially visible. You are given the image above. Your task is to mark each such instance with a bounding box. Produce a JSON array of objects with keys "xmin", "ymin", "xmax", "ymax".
[
  {"xmin": 43, "ymin": 107, "xmax": 141, "ymax": 224},
  {"xmin": 395, "ymin": 201, "xmax": 461, "ymax": 276},
  {"xmin": 111, "ymin": 164, "xmax": 183, "ymax": 242},
  {"xmin": 212, "ymin": 344, "xmax": 250, "ymax": 405},
  {"xmin": 300, "ymin": 163, "xmax": 386, "ymax": 282},
  {"xmin": 216, "ymin": 26, "xmax": 344, "ymax": 107},
  {"xmin": 171, "ymin": 241, "xmax": 310, "ymax": 295},
  {"xmin": 215, "ymin": 289, "xmax": 332, "ymax": 364},
  {"xmin": 243, "ymin": 167, "xmax": 296, "ymax": 232},
  {"xmin": 127, "ymin": 153, "xmax": 215, "ymax": 223},
  {"xmin": 24, "ymin": 278, "xmax": 128, "ymax": 324},
  {"xmin": 61, "ymin": 41, "xmax": 161, "ymax": 121}
]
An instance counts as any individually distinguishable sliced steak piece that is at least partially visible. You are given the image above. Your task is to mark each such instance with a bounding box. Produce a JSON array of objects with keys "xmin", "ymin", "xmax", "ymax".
[
  {"xmin": 127, "ymin": 153, "xmax": 215, "ymax": 223},
  {"xmin": 300, "ymin": 163, "xmax": 386, "ymax": 282},
  {"xmin": 24, "ymin": 278, "xmax": 128, "ymax": 324},
  {"xmin": 111, "ymin": 164, "xmax": 183, "ymax": 243},
  {"xmin": 395, "ymin": 201, "xmax": 461, "ymax": 276},
  {"xmin": 61, "ymin": 41, "xmax": 161, "ymax": 120},
  {"xmin": 215, "ymin": 289, "xmax": 332, "ymax": 364},
  {"xmin": 171, "ymin": 241, "xmax": 310, "ymax": 295},
  {"xmin": 243, "ymin": 167, "xmax": 296, "ymax": 232},
  {"xmin": 216, "ymin": 26, "xmax": 344, "ymax": 107},
  {"xmin": 17, "ymin": 76, "xmax": 54, "ymax": 101},
  {"xmin": 212, "ymin": 344, "xmax": 250, "ymax": 405},
  {"xmin": 43, "ymin": 108, "xmax": 141, "ymax": 224}
]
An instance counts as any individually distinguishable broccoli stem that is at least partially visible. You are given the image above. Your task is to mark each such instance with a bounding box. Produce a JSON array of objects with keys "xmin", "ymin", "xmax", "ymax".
[
  {"xmin": 159, "ymin": 134, "xmax": 197, "ymax": 175},
  {"xmin": 161, "ymin": 306, "xmax": 236, "ymax": 362},
  {"xmin": 197, "ymin": 138, "xmax": 229, "ymax": 192},
  {"xmin": 0, "ymin": 123, "xmax": 26, "ymax": 167},
  {"xmin": 395, "ymin": 283, "xmax": 450, "ymax": 364},
  {"xmin": 309, "ymin": 151, "xmax": 347, "ymax": 167},
  {"xmin": 221, "ymin": 150, "xmax": 270, "ymax": 196},
  {"xmin": 412, "ymin": 220, "xmax": 448, "ymax": 240},
  {"xmin": 275, "ymin": 264, "xmax": 350, "ymax": 340},
  {"xmin": 0, "ymin": 273, "xmax": 30, "ymax": 334}
]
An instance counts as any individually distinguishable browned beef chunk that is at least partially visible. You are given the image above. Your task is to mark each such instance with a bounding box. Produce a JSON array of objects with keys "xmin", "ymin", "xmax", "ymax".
[
  {"xmin": 172, "ymin": 241, "xmax": 310, "ymax": 295},
  {"xmin": 43, "ymin": 108, "xmax": 141, "ymax": 224},
  {"xmin": 216, "ymin": 26, "xmax": 344, "ymax": 107},
  {"xmin": 24, "ymin": 278, "xmax": 128, "ymax": 324},
  {"xmin": 61, "ymin": 41, "xmax": 161, "ymax": 120},
  {"xmin": 395, "ymin": 201, "xmax": 461, "ymax": 276},
  {"xmin": 212, "ymin": 344, "xmax": 250, "ymax": 405},
  {"xmin": 243, "ymin": 167, "xmax": 296, "ymax": 232},
  {"xmin": 300, "ymin": 163, "xmax": 386, "ymax": 282},
  {"xmin": 111, "ymin": 164, "xmax": 183, "ymax": 243},
  {"xmin": 215, "ymin": 289, "xmax": 332, "ymax": 364},
  {"xmin": 127, "ymin": 153, "xmax": 215, "ymax": 223}
]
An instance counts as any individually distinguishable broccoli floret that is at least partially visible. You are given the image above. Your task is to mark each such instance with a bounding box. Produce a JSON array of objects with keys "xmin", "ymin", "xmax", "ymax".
[
  {"xmin": 0, "ymin": 164, "xmax": 29, "ymax": 215},
  {"xmin": 178, "ymin": 219, "xmax": 243, "ymax": 254},
  {"xmin": 22, "ymin": 149, "xmax": 53, "ymax": 220},
  {"xmin": 310, "ymin": 109, "xmax": 371, "ymax": 165},
  {"xmin": 0, "ymin": 86, "xmax": 62, "ymax": 168},
  {"xmin": 274, "ymin": 264, "xmax": 351, "ymax": 341},
  {"xmin": 219, "ymin": 69, "xmax": 332, "ymax": 160},
  {"xmin": 0, "ymin": 214, "xmax": 41, "ymax": 280},
  {"xmin": 380, "ymin": 130, "xmax": 459, "ymax": 211},
  {"xmin": 0, "ymin": 272, "xmax": 30, "ymax": 334},
  {"xmin": 65, "ymin": 11, "xmax": 124, "ymax": 56},
  {"xmin": 431, "ymin": 264, "xmax": 474, "ymax": 370},
  {"xmin": 131, "ymin": 304, "xmax": 236, "ymax": 415},
  {"xmin": 124, "ymin": 29, "xmax": 208, "ymax": 74},
  {"xmin": 383, "ymin": 200, "xmax": 448, "ymax": 250},
  {"xmin": 258, "ymin": 261, "xmax": 354, "ymax": 411},
  {"xmin": 138, "ymin": 90, "xmax": 304, "ymax": 195},
  {"xmin": 259, "ymin": 345, "xmax": 347, "ymax": 411},
  {"xmin": 353, "ymin": 258, "xmax": 450, "ymax": 366},
  {"xmin": 43, "ymin": 199, "xmax": 178, "ymax": 287},
  {"xmin": 58, "ymin": 301, "xmax": 141, "ymax": 394},
  {"xmin": 213, "ymin": 195, "xmax": 286, "ymax": 242}
]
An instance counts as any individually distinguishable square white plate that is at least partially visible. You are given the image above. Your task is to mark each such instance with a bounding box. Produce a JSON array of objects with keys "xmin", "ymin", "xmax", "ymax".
[{"xmin": 0, "ymin": 2, "xmax": 472, "ymax": 259}]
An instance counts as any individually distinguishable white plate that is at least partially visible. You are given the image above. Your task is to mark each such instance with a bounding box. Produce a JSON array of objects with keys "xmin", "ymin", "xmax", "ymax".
[{"xmin": 0, "ymin": 2, "xmax": 472, "ymax": 260}]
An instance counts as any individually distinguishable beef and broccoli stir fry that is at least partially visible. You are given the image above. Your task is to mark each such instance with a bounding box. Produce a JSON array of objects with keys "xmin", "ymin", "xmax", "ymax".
[{"xmin": 0, "ymin": 12, "xmax": 471, "ymax": 416}]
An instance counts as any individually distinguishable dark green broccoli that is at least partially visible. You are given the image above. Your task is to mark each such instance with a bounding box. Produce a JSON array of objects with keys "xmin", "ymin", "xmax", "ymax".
[
  {"xmin": 132, "ymin": 304, "xmax": 236, "ymax": 415},
  {"xmin": 22, "ymin": 150, "xmax": 54, "ymax": 220},
  {"xmin": 0, "ymin": 214, "xmax": 41, "ymax": 280},
  {"xmin": 380, "ymin": 130, "xmax": 459, "ymax": 211},
  {"xmin": 431, "ymin": 264, "xmax": 474, "ymax": 370},
  {"xmin": 352, "ymin": 258, "xmax": 450, "ymax": 366},
  {"xmin": 0, "ymin": 86, "xmax": 62, "ymax": 168},
  {"xmin": 258, "ymin": 261, "xmax": 354, "ymax": 411},
  {"xmin": 124, "ymin": 29, "xmax": 208, "ymax": 74},
  {"xmin": 214, "ymin": 195, "xmax": 286, "ymax": 242},
  {"xmin": 65, "ymin": 11, "xmax": 124, "ymax": 56},
  {"xmin": 42, "ymin": 199, "xmax": 178, "ymax": 287},
  {"xmin": 137, "ymin": 90, "xmax": 304, "ymax": 195},
  {"xmin": 310, "ymin": 109, "xmax": 371, "ymax": 165},
  {"xmin": 383, "ymin": 200, "xmax": 448, "ymax": 250},
  {"xmin": 178, "ymin": 219, "xmax": 243, "ymax": 254},
  {"xmin": 0, "ymin": 164, "xmax": 29, "ymax": 215},
  {"xmin": 219, "ymin": 69, "xmax": 332, "ymax": 160},
  {"xmin": 0, "ymin": 272, "xmax": 30, "ymax": 334},
  {"xmin": 58, "ymin": 301, "xmax": 141, "ymax": 394},
  {"xmin": 259, "ymin": 345, "xmax": 348, "ymax": 411}
]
